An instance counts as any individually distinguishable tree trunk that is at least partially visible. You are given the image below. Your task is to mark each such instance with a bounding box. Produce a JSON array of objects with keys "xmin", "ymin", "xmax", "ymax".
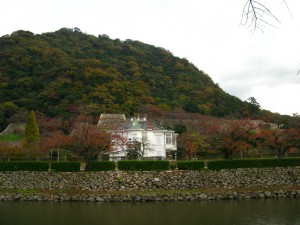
[
  {"xmin": 223, "ymin": 150, "xmax": 232, "ymax": 160},
  {"xmin": 84, "ymin": 157, "xmax": 90, "ymax": 171}
]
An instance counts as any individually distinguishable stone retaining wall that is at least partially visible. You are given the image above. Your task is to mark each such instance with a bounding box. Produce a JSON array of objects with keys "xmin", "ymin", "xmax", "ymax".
[
  {"xmin": 1, "ymin": 189, "xmax": 300, "ymax": 202},
  {"xmin": 0, "ymin": 167, "xmax": 299, "ymax": 191}
]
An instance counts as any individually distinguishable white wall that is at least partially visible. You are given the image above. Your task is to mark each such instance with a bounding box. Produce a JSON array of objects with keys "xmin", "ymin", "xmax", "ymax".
[{"xmin": 110, "ymin": 128, "xmax": 176, "ymax": 160}]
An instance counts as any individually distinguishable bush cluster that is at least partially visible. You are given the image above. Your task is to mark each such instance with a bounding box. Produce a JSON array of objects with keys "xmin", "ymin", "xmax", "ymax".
[
  {"xmin": 51, "ymin": 162, "xmax": 80, "ymax": 172},
  {"xmin": 0, "ymin": 161, "xmax": 80, "ymax": 172},
  {"xmin": 257, "ymin": 158, "xmax": 300, "ymax": 168},
  {"xmin": 176, "ymin": 160, "xmax": 205, "ymax": 170},
  {"xmin": 0, "ymin": 161, "xmax": 49, "ymax": 171},
  {"xmin": 207, "ymin": 158, "xmax": 300, "ymax": 170},
  {"xmin": 88, "ymin": 161, "xmax": 115, "ymax": 171},
  {"xmin": 118, "ymin": 160, "xmax": 169, "ymax": 171}
]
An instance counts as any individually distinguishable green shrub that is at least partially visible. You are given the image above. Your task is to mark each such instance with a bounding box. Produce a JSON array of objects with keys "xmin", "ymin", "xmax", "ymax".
[
  {"xmin": 177, "ymin": 160, "xmax": 205, "ymax": 170},
  {"xmin": 50, "ymin": 162, "xmax": 80, "ymax": 172},
  {"xmin": 207, "ymin": 158, "xmax": 300, "ymax": 170},
  {"xmin": 88, "ymin": 161, "xmax": 115, "ymax": 171},
  {"xmin": 169, "ymin": 161, "xmax": 177, "ymax": 170},
  {"xmin": 0, "ymin": 161, "xmax": 49, "ymax": 171},
  {"xmin": 207, "ymin": 159, "xmax": 257, "ymax": 170},
  {"xmin": 118, "ymin": 160, "xmax": 169, "ymax": 171},
  {"xmin": 259, "ymin": 158, "xmax": 300, "ymax": 168}
]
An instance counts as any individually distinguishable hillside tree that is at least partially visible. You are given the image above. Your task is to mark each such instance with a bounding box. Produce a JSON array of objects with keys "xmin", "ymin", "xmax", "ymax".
[
  {"xmin": 64, "ymin": 114, "xmax": 125, "ymax": 170},
  {"xmin": 208, "ymin": 119, "xmax": 259, "ymax": 159},
  {"xmin": 0, "ymin": 141, "xmax": 21, "ymax": 161},
  {"xmin": 267, "ymin": 126, "xmax": 300, "ymax": 158},
  {"xmin": 22, "ymin": 110, "xmax": 40, "ymax": 157}
]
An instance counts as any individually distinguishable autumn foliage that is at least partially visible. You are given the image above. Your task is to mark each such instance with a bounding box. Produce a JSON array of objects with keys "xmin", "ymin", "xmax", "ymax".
[
  {"xmin": 41, "ymin": 114, "xmax": 125, "ymax": 169},
  {"xmin": 175, "ymin": 114, "xmax": 300, "ymax": 160},
  {"xmin": 0, "ymin": 107, "xmax": 299, "ymax": 162},
  {"xmin": 0, "ymin": 141, "xmax": 22, "ymax": 161}
]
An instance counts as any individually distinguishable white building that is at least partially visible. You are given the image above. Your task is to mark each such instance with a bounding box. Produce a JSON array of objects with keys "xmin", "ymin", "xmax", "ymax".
[{"xmin": 98, "ymin": 114, "xmax": 177, "ymax": 161}]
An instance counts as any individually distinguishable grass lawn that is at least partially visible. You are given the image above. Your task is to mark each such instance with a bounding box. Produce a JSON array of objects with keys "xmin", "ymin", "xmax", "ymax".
[{"xmin": 0, "ymin": 134, "xmax": 23, "ymax": 142}]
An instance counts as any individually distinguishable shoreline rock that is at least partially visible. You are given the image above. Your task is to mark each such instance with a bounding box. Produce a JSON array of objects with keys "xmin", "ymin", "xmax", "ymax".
[{"xmin": 0, "ymin": 189, "xmax": 300, "ymax": 202}]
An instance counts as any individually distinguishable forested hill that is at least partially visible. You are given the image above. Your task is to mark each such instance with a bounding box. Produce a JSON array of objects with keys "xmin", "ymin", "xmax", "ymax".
[{"xmin": 0, "ymin": 28, "xmax": 255, "ymax": 121}]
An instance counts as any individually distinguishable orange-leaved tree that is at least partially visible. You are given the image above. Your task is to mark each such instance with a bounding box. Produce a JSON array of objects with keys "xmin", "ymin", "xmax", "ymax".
[
  {"xmin": 177, "ymin": 131, "xmax": 208, "ymax": 160},
  {"xmin": 208, "ymin": 119, "xmax": 258, "ymax": 160},
  {"xmin": 66, "ymin": 115, "xmax": 125, "ymax": 170},
  {"xmin": 40, "ymin": 114, "xmax": 126, "ymax": 170},
  {"xmin": 267, "ymin": 126, "xmax": 300, "ymax": 158},
  {"xmin": 0, "ymin": 141, "xmax": 22, "ymax": 161}
]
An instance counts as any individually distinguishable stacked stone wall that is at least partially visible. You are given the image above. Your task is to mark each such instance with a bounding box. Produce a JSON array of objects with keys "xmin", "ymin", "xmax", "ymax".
[
  {"xmin": 1, "ymin": 167, "xmax": 300, "ymax": 202},
  {"xmin": 0, "ymin": 167, "xmax": 299, "ymax": 191}
]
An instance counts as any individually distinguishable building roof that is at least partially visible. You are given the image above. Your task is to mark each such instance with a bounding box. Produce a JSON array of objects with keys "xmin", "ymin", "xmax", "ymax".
[
  {"xmin": 127, "ymin": 117, "xmax": 142, "ymax": 129},
  {"xmin": 98, "ymin": 113, "xmax": 174, "ymax": 132},
  {"xmin": 97, "ymin": 114, "xmax": 126, "ymax": 128}
]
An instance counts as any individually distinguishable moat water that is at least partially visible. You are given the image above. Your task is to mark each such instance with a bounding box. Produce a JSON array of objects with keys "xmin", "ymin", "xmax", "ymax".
[{"xmin": 1, "ymin": 199, "xmax": 299, "ymax": 225}]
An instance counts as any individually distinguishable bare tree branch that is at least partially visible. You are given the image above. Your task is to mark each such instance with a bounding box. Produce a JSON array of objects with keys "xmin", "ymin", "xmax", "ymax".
[{"xmin": 241, "ymin": 0, "xmax": 290, "ymax": 33}]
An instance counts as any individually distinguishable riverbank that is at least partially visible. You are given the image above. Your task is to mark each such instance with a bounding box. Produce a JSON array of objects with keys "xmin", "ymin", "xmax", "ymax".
[{"xmin": 1, "ymin": 186, "xmax": 300, "ymax": 202}]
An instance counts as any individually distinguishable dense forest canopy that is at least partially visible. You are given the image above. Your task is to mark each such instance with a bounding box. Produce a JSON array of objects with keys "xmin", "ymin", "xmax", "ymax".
[{"xmin": 0, "ymin": 28, "xmax": 271, "ymax": 130}]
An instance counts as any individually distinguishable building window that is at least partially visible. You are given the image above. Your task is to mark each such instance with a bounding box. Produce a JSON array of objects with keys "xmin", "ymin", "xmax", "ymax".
[
  {"xmin": 166, "ymin": 134, "xmax": 172, "ymax": 144},
  {"xmin": 172, "ymin": 134, "xmax": 176, "ymax": 145}
]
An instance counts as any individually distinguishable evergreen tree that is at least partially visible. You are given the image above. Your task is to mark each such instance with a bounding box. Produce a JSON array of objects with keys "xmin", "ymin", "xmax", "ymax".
[{"xmin": 23, "ymin": 110, "xmax": 40, "ymax": 154}]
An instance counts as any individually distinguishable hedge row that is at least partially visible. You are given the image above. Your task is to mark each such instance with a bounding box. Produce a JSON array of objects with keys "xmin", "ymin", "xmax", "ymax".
[
  {"xmin": 0, "ymin": 162, "xmax": 80, "ymax": 172},
  {"xmin": 88, "ymin": 161, "xmax": 115, "ymax": 171},
  {"xmin": 51, "ymin": 162, "xmax": 80, "ymax": 172},
  {"xmin": 118, "ymin": 160, "xmax": 169, "ymax": 171},
  {"xmin": 207, "ymin": 158, "xmax": 300, "ymax": 170},
  {"xmin": 176, "ymin": 161, "xmax": 205, "ymax": 170},
  {"xmin": 0, "ymin": 162, "xmax": 49, "ymax": 171},
  {"xmin": 0, "ymin": 158, "xmax": 300, "ymax": 172}
]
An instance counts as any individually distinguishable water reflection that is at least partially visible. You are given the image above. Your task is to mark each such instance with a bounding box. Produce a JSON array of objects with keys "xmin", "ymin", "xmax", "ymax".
[{"xmin": 1, "ymin": 199, "xmax": 299, "ymax": 225}]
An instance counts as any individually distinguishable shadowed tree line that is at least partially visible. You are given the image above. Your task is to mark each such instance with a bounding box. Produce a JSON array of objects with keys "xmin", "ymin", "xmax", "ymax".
[{"xmin": 0, "ymin": 108, "xmax": 299, "ymax": 164}]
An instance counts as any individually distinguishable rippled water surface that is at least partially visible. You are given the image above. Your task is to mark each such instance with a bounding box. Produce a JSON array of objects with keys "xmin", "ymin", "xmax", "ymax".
[{"xmin": 1, "ymin": 199, "xmax": 300, "ymax": 225}]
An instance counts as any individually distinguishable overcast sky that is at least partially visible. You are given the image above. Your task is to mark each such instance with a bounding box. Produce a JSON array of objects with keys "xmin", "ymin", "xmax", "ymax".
[{"xmin": 1, "ymin": 0, "xmax": 300, "ymax": 116}]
